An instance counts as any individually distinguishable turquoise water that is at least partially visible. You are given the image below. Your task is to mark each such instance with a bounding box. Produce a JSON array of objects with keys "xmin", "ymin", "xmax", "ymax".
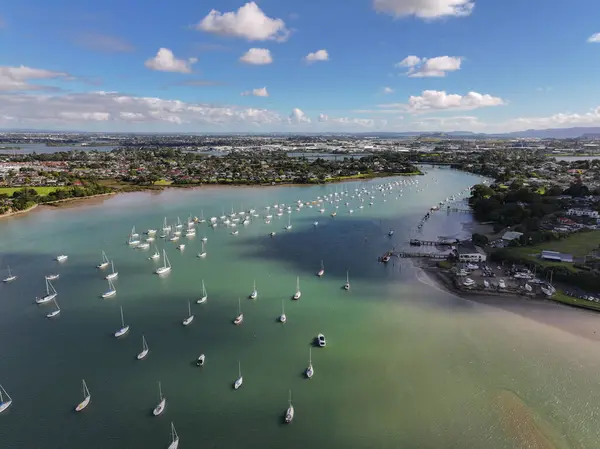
[{"xmin": 1, "ymin": 168, "xmax": 600, "ymax": 448}]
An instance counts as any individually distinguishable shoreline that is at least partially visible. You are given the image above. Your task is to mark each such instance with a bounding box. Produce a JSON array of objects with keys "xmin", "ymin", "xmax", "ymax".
[
  {"xmin": 415, "ymin": 263, "xmax": 600, "ymax": 341},
  {"xmin": 0, "ymin": 172, "xmax": 420, "ymax": 219}
]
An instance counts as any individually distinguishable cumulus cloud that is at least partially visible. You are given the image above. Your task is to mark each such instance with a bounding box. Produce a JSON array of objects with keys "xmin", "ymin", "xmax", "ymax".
[
  {"xmin": 304, "ymin": 49, "xmax": 329, "ymax": 63},
  {"xmin": 289, "ymin": 108, "xmax": 311, "ymax": 124},
  {"xmin": 78, "ymin": 33, "xmax": 135, "ymax": 53},
  {"xmin": 382, "ymin": 87, "xmax": 395, "ymax": 94},
  {"xmin": 0, "ymin": 65, "xmax": 70, "ymax": 91},
  {"xmin": 196, "ymin": 2, "xmax": 289, "ymax": 42},
  {"xmin": 239, "ymin": 48, "xmax": 273, "ymax": 65},
  {"xmin": 588, "ymin": 33, "xmax": 600, "ymax": 43},
  {"xmin": 396, "ymin": 55, "xmax": 462, "ymax": 77},
  {"xmin": 507, "ymin": 107, "xmax": 600, "ymax": 130},
  {"xmin": 379, "ymin": 90, "xmax": 504, "ymax": 113},
  {"xmin": 0, "ymin": 91, "xmax": 282, "ymax": 128},
  {"xmin": 318, "ymin": 113, "xmax": 328, "ymax": 122},
  {"xmin": 373, "ymin": 0, "xmax": 475, "ymax": 19},
  {"xmin": 145, "ymin": 48, "xmax": 197, "ymax": 73},
  {"xmin": 241, "ymin": 87, "xmax": 269, "ymax": 97}
]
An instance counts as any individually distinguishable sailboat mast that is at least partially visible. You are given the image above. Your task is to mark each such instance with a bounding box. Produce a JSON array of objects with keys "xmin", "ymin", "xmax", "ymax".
[
  {"xmin": 158, "ymin": 381, "xmax": 163, "ymax": 400},
  {"xmin": 120, "ymin": 306, "xmax": 124, "ymax": 327}
]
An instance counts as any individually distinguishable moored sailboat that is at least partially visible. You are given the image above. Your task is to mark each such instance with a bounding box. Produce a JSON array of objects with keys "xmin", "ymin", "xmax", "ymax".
[
  {"xmin": 167, "ymin": 422, "xmax": 179, "ymax": 449},
  {"xmin": 153, "ymin": 381, "xmax": 166, "ymax": 416},
  {"xmin": 233, "ymin": 361, "xmax": 243, "ymax": 390},
  {"xmin": 46, "ymin": 298, "xmax": 60, "ymax": 318},
  {"xmin": 306, "ymin": 348, "xmax": 314, "ymax": 378},
  {"xmin": 105, "ymin": 261, "xmax": 118, "ymax": 280},
  {"xmin": 155, "ymin": 249, "xmax": 172, "ymax": 275},
  {"xmin": 279, "ymin": 299, "xmax": 286, "ymax": 323},
  {"xmin": 197, "ymin": 241, "xmax": 207, "ymax": 258},
  {"xmin": 293, "ymin": 276, "xmax": 301, "ymax": 300},
  {"xmin": 344, "ymin": 270, "xmax": 350, "ymax": 290},
  {"xmin": 97, "ymin": 251, "xmax": 110, "ymax": 269},
  {"xmin": 182, "ymin": 301, "xmax": 194, "ymax": 326},
  {"xmin": 317, "ymin": 260, "xmax": 325, "ymax": 277},
  {"xmin": 2, "ymin": 265, "xmax": 17, "ymax": 283},
  {"xmin": 284, "ymin": 390, "xmax": 294, "ymax": 424},
  {"xmin": 197, "ymin": 280, "xmax": 207, "ymax": 304},
  {"xmin": 36, "ymin": 278, "xmax": 57, "ymax": 304},
  {"xmin": 137, "ymin": 334, "xmax": 149, "ymax": 360},
  {"xmin": 101, "ymin": 278, "xmax": 116, "ymax": 298},
  {"xmin": 0, "ymin": 384, "xmax": 12, "ymax": 413},
  {"xmin": 249, "ymin": 280, "xmax": 258, "ymax": 299},
  {"xmin": 75, "ymin": 379, "xmax": 91, "ymax": 412},
  {"xmin": 233, "ymin": 298, "xmax": 243, "ymax": 325},
  {"xmin": 114, "ymin": 306, "xmax": 129, "ymax": 337}
]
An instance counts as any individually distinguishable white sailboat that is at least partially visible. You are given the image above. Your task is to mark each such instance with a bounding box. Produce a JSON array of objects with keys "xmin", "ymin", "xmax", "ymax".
[
  {"xmin": 55, "ymin": 254, "xmax": 68, "ymax": 262},
  {"xmin": 75, "ymin": 379, "xmax": 91, "ymax": 412},
  {"xmin": 182, "ymin": 301, "xmax": 194, "ymax": 326},
  {"xmin": 317, "ymin": 260, "xmax": 325, "ymax": 277},
  {"xmin": 0, "ymin": 384, "xmax": 12, "ymax": 413},
  {"xmin": 97, "ymin": 251, "xmax": 110, "ymax": 269},
  {"xmin": 344, "ymin": 270, "xmax": 350, "ymax": 290},
  {"xmin": 137, "ymin": 241, "xmax": 150, "ymax": 250},
  {"xmin": 36, "ymin": 278, "xmax": 57, "ymax": 304},
  {"xmin": 284, "ymin": 215, "xmax": 292, "ymax": 230},
  {"xmin": 233, "ymin": 298, "xmax": 243, "ymax": 325},
  {"xmin": 201, "ymin": 234, "xmax": 208, "ymax": 242},
  {"xmin": 197, "ymin": 354, "xmax": 206, "ymax": 366},
  {"xmin": 199, "ymin": 210, "xmax": 207, "ymax": 223},
  {"xmin": 249, "ymin": 280, "xmax": 258, "ymax": 299},
  {"xmin": 279, "ymin": 299, "xmax": 287, "ymax": 323},
  {"xmin": 175, "ymin": 217, "xmax": 183, "ymax": 230},
  {"xmin": 102, "ymin": 278, "xmax": 116, "ymax": 298},
  {"xmin": 128, "ymin": 226, "xmax": 140, "ymax": 246},
  {"xmin": 197, "ymin": 280, "xmax": 207, "ymax": 304},
  {"xmin": 162, "ymin": 217, "xmax": 171, "ymax": 232},
  {"xmin": 137, "ymin": 334, "xmax": 149, "ymax": 360},
  {"xmin": 2, "ymin": 265, "xmax": 17, "ymax": 283},
  {"xmin": 153, "ymin": 381, "xmax": 166, "ymax": 416},
  {"xmin": 46, "ymin": 298, "xmax": 60, "ymax": 318},
  {"xmin": 306, "ymin": 348, "xmax": 314, "ymax": 378},
  {"xmin": 155, "ymin": 249, "xmax": 172, "ymax": 275},
  {"xmin": 45, "ymin": 273, "xmax": 59, "ymax": 281},
  {"xmin": 114, "ymin": 306, "xmax": 129, "ymax": 337},
  {"xmin": 149, "ymin": 244, "xmax": 160, "ymax": 260},
  {"xmin": 233, "ymin": 361, "xmax": 243, "ymax": 390},
  {"xmin": 285, "ymin": 390, "xmax": 294, "ymax": 424},
  {"xmin": 293, "ymin": 276, "xmax": 301, "ymax": 300},
  {"xmin": 105, "ymin": 261, "xmax": 118, "ymax": 280},
  {"xmin": 197, "ymin": 241, "xmax": 207, "ymax": 258},
  {"xmin": 167, "ymin": 422, "xmax": 179, "ymax": 449}
]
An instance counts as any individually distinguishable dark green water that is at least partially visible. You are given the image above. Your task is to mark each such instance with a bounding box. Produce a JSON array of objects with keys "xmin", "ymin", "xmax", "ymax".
[{"xmin": 1, "ymin": 168, "xmax": 600, "ymax": 449}]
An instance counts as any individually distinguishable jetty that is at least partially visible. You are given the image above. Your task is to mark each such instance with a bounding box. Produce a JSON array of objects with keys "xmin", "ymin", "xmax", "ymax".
[{"xmin": 409, "ymin": 239, "xmax": 457, "ymax": 247}]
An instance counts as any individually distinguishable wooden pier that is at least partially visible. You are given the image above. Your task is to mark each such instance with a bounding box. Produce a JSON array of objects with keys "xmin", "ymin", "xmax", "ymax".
[
  {"xmin": 446, "ymin": 207, "xmax": 472, "ymax": 214},
  {"xmin": 395, "ymin": 251, "xmax": 449, "ymax": 259}
]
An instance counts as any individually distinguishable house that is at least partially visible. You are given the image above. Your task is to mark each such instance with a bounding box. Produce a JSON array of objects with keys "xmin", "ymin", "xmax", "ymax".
[
  {"xmin": 541, "ymin": 250, "xmax": 574, "ymax": 263},
  {"xmin": 567, "ymin": 209, "xmax": 599, "ymax": 218},
  {"xmin": 457, "ymin": 242, "xmax": 487, "ymax": 263},
  {"xmin": 502, "ymin": 231, "xmax": 523, "ymax": 241}
]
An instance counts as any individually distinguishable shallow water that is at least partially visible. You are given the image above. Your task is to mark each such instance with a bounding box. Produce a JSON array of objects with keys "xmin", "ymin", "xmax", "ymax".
[{"xmin": 1, "ymin": 168, "xmax": 599, "ymax": 449}]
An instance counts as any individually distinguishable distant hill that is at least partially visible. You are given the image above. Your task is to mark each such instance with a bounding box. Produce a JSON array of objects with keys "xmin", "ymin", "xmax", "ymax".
[{"xmin": 496, "ymin": 127, "xmax": 600, "ymax": 139}]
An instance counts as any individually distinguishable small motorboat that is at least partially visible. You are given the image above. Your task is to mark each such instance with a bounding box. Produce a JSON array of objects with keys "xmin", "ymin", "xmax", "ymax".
[
  {"xmin": 317, "ymin": 333, "xmax": 326, "ymax": 347},
  {"xmin": 197, "ymin": 354, "xmax": 206, "ymax": 366}
]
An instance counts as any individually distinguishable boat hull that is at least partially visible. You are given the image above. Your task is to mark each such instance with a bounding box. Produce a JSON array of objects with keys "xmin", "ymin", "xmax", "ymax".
[
  {"xmin": 36, "ymin": 293, "xmax": 56, "ymax": 304},
  {"xmin": 137, "ymin": 349, "xmax": 149, "ymax": 360},
  {"xmin": 75, "ymin": 396, "xmax": 90, "ymax": 412},
  {"xmin": 153, "ymin": 399, "xmax": 166, "ymax": 416},
  {"xmin": 114, "ymin": 326, "xmax": 129, "ymax": 338},
  {"xmin": 233, "ymin": 314, "xmax": 243, "ymax": 325},
  {"xmin": 182, "ymin": 316, "xmax": 194, "ymax": 326}
]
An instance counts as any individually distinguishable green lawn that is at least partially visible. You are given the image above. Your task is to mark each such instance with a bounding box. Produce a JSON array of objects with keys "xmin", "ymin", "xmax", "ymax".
[
  {"xmin": 509, "ymin": 231, "xmax": 600, "ymax": 258},
  {"xmin": 0, "ymin": 186, "xmax": 64, "ymax": 196},
  {"xmin": 551, "ymin": 290, "xmax": 600, "ymax": 312}
]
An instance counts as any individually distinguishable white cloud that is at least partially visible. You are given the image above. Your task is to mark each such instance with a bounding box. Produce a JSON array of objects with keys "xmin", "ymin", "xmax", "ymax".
[
  {"xmin": 373, "ymin": 0, "xmax": 475, "ymax": 19},
  {"xmin": 507, "ymin": 107, "xmax": 600, "ymax": 130},
  {"xmin": 289, "ymin": 108, "xmax": 311, "ymax": 124},
  {"xmin": 0, "ymin": 91, "xmax": 283, "ymax": 128},
  {"xmin": 197, "ymin": 2, "xmax": 289, "ymax": 42},
  {"xmin": 0, "ymin": 65, "xmax": 70, "ymax": 91},
  {"xmin": 304, "ymin": 49, "xmax": 329, "ymax": 63},
  {"xmin": 318, "ymin": 113, "xmax": 328, "ymax": 122},
  {"xmin": 145, "ymin": 48, "xmax": 197, "ymax": 73},
  {"xmin": 241, "ymin": 87, "xmax": 269, "ymax": 97},
  {"xmin": 588, "ymin": 33, "xmax": 600, "ymax": 43},
  {"xmin": 395, "ymin": 55, "xmax": 421, "ymax": 68},
  {"xmin": 379, "ymin": 90, "xmax": 504, "ymax": 113},
  {"xmin": 396, "ymin": 55, "xmax": 462, "ymax": 77},
  {"xmin": 382, "ymin": 87, "xmax": 395, "ymax": 94},
  {"xmin": 239, "ymin": 48, "xmax": 273, "ymax": 65}
]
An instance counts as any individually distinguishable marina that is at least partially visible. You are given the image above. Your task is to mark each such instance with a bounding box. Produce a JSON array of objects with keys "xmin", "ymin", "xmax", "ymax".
[{"xmin": 1, "ymin": 168, "xmax": 599, "ymax": 448}]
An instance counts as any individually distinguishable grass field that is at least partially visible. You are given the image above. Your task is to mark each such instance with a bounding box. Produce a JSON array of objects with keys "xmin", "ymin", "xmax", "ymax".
[
  {"xmin": 552, "ymin": 290, "xmax": 600, "ymax": 312},
  {"xmin": 153, "ymin": 179, "xmax": 173, "ymax": 186},
  {"xmin": 0, "ymin": 186, "xmax": 64, "ymax": 196},
  {"xmin": 509, "ymin": 231, "xmax": 600, "ymax": 259}
]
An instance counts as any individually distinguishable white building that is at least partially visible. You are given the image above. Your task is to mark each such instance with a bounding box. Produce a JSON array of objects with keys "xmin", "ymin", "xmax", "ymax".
[
  {"xmin": 457, "ymin": 242, "xmax": 487, "ymax": 263},
  {"xmin": 567, "ymin": 209, "xmax": 599, "ymax": 218}
]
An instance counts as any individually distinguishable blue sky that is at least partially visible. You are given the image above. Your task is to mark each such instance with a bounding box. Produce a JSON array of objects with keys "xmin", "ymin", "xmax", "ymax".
[{"xmin": 1, "ymin": 0, "xmax": 600, "ymax": 133}]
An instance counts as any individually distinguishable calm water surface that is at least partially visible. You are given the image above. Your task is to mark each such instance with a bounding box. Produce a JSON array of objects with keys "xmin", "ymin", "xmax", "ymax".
[{"xmin": 1, "ymin": 168, "xmax": 599, "ymax": 449}]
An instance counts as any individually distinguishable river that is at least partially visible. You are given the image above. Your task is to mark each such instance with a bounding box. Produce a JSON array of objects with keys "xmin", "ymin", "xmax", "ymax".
[{"xmin": 0, "ymin": 167, "xmax": 598, "ymax": 449}]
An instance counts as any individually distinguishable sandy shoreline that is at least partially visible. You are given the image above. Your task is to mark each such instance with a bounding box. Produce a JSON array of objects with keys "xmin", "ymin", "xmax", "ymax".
[
  {"xmin": 0, "ymin": 203, "xmax": 38, "ymax": 219},
  {"xmin": 415, "ymin": 263, "xmax": 600, "ymax": 341}
]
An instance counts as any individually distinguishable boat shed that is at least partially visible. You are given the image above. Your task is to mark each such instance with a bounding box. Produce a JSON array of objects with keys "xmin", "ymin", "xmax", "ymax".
[{"xmin": 541, "ymin": 250, "xmax": 573, "ymax": 263}]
